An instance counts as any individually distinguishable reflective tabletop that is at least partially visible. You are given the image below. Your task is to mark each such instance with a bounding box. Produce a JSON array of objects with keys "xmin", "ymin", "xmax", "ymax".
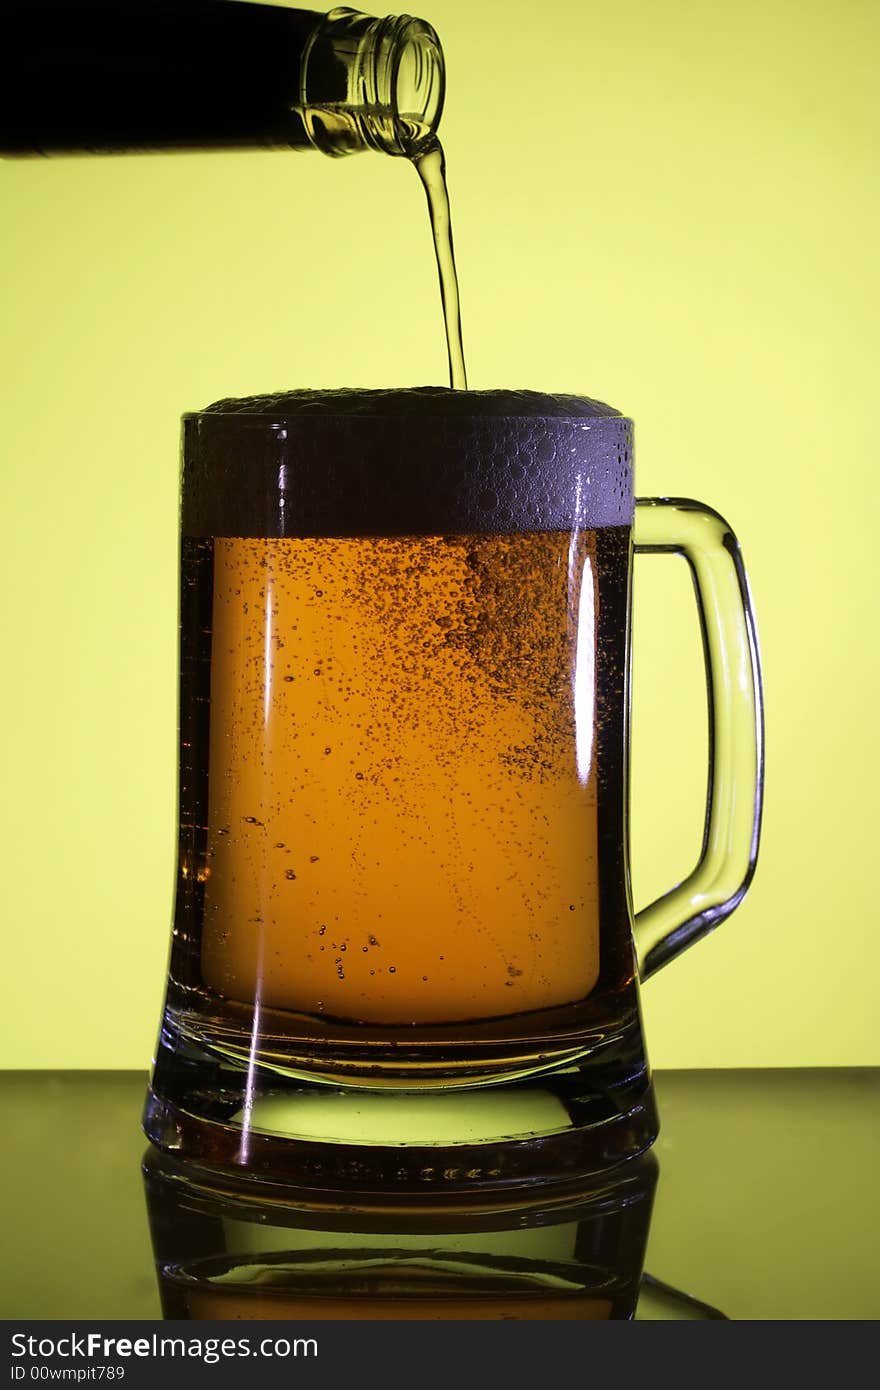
[{"xmin": 2, "ymin": 1070, "xmax": 877, "ymax": 1320}]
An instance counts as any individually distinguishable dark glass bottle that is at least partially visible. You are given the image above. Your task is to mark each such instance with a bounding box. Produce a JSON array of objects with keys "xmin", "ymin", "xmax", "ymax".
[{"xmin": 0, "ymin": 1, "xmax": 444, "ymax": 158}]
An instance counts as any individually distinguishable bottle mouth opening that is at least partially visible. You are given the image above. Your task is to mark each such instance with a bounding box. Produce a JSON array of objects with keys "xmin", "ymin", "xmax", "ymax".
[
  {"xmin": 385, "ymin": 16, "xmax": 445, "ymax": 156},
  {"xmin": 300, "ymin": 9, "xmax": 446, "ymax": 159},
  {"xmin": 363, "ymin": 14, "xmax": 444, "ymax": 157}
]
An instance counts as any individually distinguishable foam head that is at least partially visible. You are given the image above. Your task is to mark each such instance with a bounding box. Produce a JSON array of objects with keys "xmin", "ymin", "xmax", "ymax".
[{"xmin": 182, "ymin": 387, "xmax": 634, "ymax": 537}]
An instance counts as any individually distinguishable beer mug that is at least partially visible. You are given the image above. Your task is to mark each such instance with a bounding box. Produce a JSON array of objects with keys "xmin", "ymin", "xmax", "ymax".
[{"xmin": 144, "ymin": 388, "xmax": 763, "ymax": 1184}]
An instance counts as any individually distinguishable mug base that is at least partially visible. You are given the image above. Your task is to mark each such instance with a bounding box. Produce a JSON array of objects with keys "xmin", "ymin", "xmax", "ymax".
[{"xmin": 143, "ymin": 1021, "xmax": 658, "ymax": 1193}]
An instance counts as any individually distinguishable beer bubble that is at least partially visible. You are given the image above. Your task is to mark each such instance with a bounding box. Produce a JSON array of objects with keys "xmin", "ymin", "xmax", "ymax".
[{"xmin": 285, "ymin": 869, "xmax": 297, "ymax": 880}]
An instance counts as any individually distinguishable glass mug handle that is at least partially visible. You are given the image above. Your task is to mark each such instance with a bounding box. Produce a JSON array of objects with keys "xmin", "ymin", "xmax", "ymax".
[{"xmin": 632, "ymin": 498, "xmax": 764, "ymax": 978}]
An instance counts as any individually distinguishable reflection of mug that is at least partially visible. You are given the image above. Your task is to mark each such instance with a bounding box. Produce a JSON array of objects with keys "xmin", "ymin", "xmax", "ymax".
[
  {"xmin": 143, "ymin": 1147, "xmax": 660, "ymax": 1321},
  {"xmin": 144, "ymin": 389, "xmax": 762, "ymax": 1178}
]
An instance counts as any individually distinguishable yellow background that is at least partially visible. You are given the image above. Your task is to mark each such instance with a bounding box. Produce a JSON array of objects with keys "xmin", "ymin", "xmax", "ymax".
[{"xmin": 1, "ymin": 0, "xmax": 877, "ymax": 1068}]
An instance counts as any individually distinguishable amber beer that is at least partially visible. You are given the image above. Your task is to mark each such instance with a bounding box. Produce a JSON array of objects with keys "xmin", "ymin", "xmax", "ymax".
[
  {"xmin": 163, "ymin": 389, "xmax": 639, "ymax": 1089},
  {"xmin": 202, "ymin": 530, "xmax": 603, "ymax": 1022}
]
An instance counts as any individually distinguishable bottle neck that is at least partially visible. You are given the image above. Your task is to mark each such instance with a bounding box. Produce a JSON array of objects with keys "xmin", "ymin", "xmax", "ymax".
[{"xmin": 300, "ymin": 8, "xmax": 445, "ymax": 157}]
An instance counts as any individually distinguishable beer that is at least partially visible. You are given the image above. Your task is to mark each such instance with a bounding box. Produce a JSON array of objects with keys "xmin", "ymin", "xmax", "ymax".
[
  {"xmin": 416, "ymin": 142, "xmax": 467, "ymax": 389},
  {"xmin": 199, "ymin": 530, "xmax": 603, "ymax": 1024},
  {"xmin": 161, "ymin": 387, "xmax": 639, "ymax": 1089}
]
